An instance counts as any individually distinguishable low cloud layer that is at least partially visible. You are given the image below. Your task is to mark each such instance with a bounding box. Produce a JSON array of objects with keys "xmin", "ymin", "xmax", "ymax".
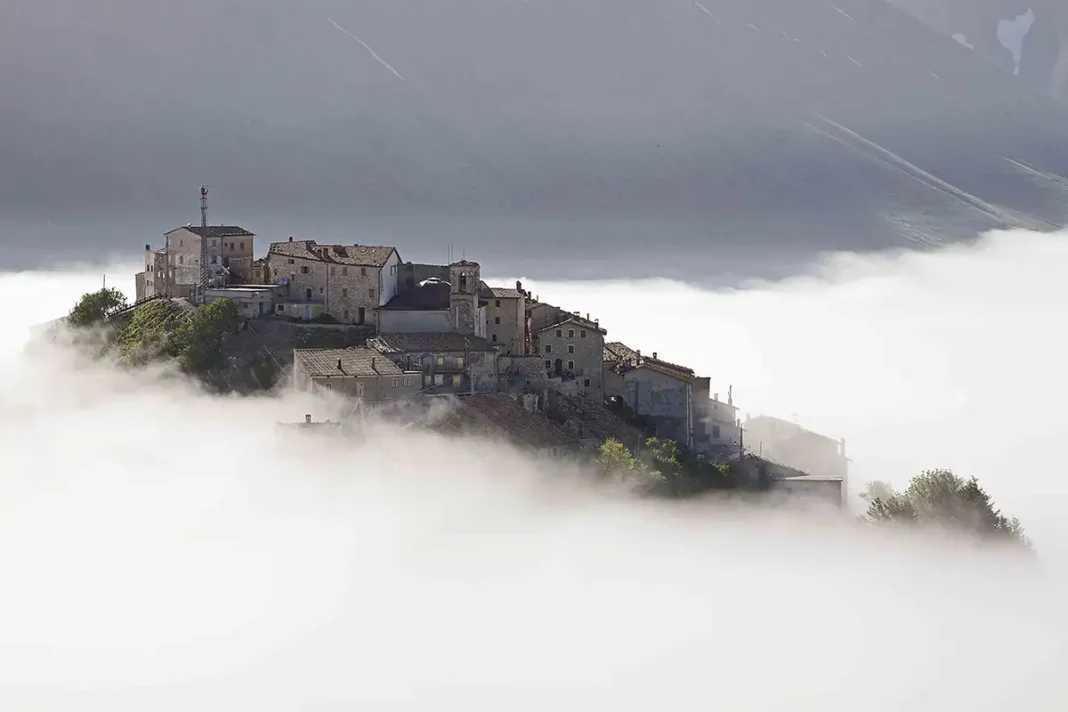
[{"xmin": 1, "ymin": 231, "xmax": 1066, "ymax": 709}]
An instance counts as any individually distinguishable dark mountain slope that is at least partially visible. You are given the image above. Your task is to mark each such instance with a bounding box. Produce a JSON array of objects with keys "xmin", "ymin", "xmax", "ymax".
[{"xmin": 3, "ymin": 0, "xmax": 1068, "ymax": 279}]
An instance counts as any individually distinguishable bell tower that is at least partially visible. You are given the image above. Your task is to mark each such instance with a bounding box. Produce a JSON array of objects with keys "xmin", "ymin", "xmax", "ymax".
[{"xmin": 449, "ymin": 260, "xmax": 480, "ymax": 334}]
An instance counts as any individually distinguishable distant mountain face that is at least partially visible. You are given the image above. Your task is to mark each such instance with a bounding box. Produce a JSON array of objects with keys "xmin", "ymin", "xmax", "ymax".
[
  {"xmin": 886, "ymin": 0, "xmax": 1068, "ymax": 98},
  {"xmin": 3, "ymin": 0, "xmax": 1068, "ymax": 279}
]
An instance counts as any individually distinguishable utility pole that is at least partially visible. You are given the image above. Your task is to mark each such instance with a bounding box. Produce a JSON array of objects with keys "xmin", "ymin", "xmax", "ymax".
[{"xmin": 198, "ymin": 185, "xmax": 209, "ymax": 303}]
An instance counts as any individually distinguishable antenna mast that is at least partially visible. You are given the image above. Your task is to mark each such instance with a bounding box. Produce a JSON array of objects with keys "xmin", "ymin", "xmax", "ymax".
[{"xmin": 198, "ymin": 185, "xmax": 209, "ymax": 302}]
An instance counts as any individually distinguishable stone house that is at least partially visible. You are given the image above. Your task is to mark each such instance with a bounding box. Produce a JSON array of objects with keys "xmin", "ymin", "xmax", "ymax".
[
  {"xmin": 617, "ymin": 355, "xmax": 697, "ymax": 449},
  {"xmin": 165, "ymin": 225, "xmax": 255, "ymax": 291},
  {"xmin": 742, "ymin": 416, "xmax": 848, "ymax": 481},
  {"xmin": 292, "ymin": 347, "xmax": 421, "ymax": 402},
  {"xmin": 135, "ymin": 246, "xmax": 170, "ymax": 301},
  {"xmin": 265, "ymin": 238, "xmax": 402, "ymax": 327},
  {"xmin": 367, "ymin": 331, "xmax": 498, "ymax": 395},
  {"xmin": 531, "ymin": 309, "xmax": 606, "ymax": 403},
  {"xmin": 483, "ymin": 282, "xmax": 527, "ymax": 355},
  {"xmin": 204, "ymin": 285, "xmax": 282, "ymax": 319},
  {"xmin": 377, "ymin": 262, "xmax": 491, "ymax": 339}
]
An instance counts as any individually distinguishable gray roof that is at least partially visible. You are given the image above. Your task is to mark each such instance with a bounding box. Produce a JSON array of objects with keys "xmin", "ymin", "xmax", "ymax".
[
  {"xmin": 486, "ymin": 286, "xmax": 523, "ymax": 299},
  {"xmin": 268, "ymin": 239, "xmax": 396, "ymax": 268},
  {"xmin": 294, "ymin": 347, "xmax": 404, "ymax": 378},
  {"xmin": 369, "ymin": 332, "xmax": 495, "ymax": 353},
  {"xmin": 168, "ymin": 225, "xmax": 254, "ymax": 238},
  {"xmin": 380, "ymin": 281, "xmax": 450, "ymax": 311},
  {"xmin": 536, "ymin": 314, "xmax": 605, "ymax": 334}
]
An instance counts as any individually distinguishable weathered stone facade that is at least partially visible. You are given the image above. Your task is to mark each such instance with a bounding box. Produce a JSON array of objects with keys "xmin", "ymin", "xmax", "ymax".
[
  {"xmin": 292, "ymin": 347, "xmax": 421, "ymax": 402},
  {"xmin": 449, "ymin": 260, "xmax": 482, "ymax": 335},
  {"xmin": 485, "ymin": 282, "xmax": 526, "ymax": 355},
  {"xmin": 533, "ymin": 315, "xmax": 606, "ymax": 403},
  {"xmin": 265, "ymin": 239, "xmax": 402, "ymax": 326},
  {"xmin": 368, "ymin": 332, "xmax": 498, "ymax": 395}
]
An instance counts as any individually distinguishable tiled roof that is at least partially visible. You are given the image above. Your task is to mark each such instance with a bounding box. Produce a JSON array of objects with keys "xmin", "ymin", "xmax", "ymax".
[
  {"xmin": 268, "ymin": 239, "xmax": 396, "ymax": 267},
  {"xmin": 431, "ymin": 395, "xmax": 576, "ymax": 449},
  {"xmin": 168, "ymin": 226, "xmax": 255, "ymax": 238},
  {"xmin": 604, "ymin": 341, "xmax": 640, "ymax": 363},
  {"xmin": 642, "ymin": 357, "xmax": 695, "ymax": 381},
  {"xmin": 536, "ymin": 314, "xmax": 605, "ymax": 334},
  {"xmin": 294, "ymin": 347, "xmax": 404, "ymax": 378},
  {"xmin": 369, "ymin": 332, "xmax": 495, "ymax": 353},
  {"xmin": 380, "ymin": 281, "xmax": 450, "ymax": 311},
  {"xmin": 486, "ymin": 286, "xmax": 523, "ymax": 299}
]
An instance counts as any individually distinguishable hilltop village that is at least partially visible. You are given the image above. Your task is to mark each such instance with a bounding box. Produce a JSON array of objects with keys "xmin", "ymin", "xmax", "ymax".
[{"xmin": 135, "ymin": 219, "xmax": 849, "ymax": 507}]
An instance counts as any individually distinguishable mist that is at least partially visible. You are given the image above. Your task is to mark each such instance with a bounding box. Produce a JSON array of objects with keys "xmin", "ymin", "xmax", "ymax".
[{"xmin": 1, "ymin": 230, "xmax": 1066, "ymax": 709}]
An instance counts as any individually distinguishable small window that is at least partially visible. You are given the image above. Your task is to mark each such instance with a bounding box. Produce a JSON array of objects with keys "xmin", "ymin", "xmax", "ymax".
[
  {"xmin": 369, "ymin": 288, "xmax": 375, "ymax": 299},
  {"xmin": 342, "ymin": 288, "xmax": 348, "ymax": 297},
  {"xmin": 452, "ymin": 375, "xmax": 462, "ymax": 388},
  {"xmin": 344, "ymin": 309, "xmax": 350, "ymax": 320},
  {"xmin": 178, "ymin": 255, "xmax": 184, "ymax": 264},
  {"xmin": 491, "ymin": 334, "xmax": 498, "ymax": 342},
  {"xmin": 437, "ymin": 356, "xmax": 445, "ymax": 366},
  {"xmin": 301, "ymin": 265, "xmax": 309, "ymax": 274},
  {"xmin": 567, "ymin": 360, "xmax": 575, "ymax": 370},
  {"xmin": 179, "ymin": 239, "xmax": 183, "ymax": 247},
  {"xmin": 713, "ymin": 425, "xmax": 721, "ymax": 439},
  {"xmin": 392, "ymin": 378, "xmax": 399, "ymax": 388},
  {"xmin": 556, "ymin": 329, "xmax": 562, "ymax": 337},
  {"xmin": 456, "ymin": 357, "xmax": 465, "ymax": 368},
  {"xmin": 544, "ymin": 345, "xmax": 551, "ymax": 354},
  {"xmin": 276, "ymin": 304, "xmax": 283, "ymax": 312},
  {"xmin": 568, "ymin": 344, "xmax": 574, "ymax": 354},
  {"xmin": 494, "ymin": 316, "xmax": 501, "ymax": 325},
  {"xmin": 404, "ymin": 377, "xmax": 412, "ymax": 387},
  {"xmin": 495, "ymin": 299, "xmax": 500, "ymax": 307},
  {"xmin": 240, "ymin": 242, "xmax": 245, "ymax": 250},
  {"xmin": 324, "ymin": 382, "xmax": 332, "ymax": 390},
  {"xmin": 544, "ymin": 360, "xmax": 551, "ymax": 369},
  {"xmin": 342, "ymin": 267, "xmax": 349, "ymax": 276},
  {"xmin": 288, "ymin": 258, "xmax": 295, "ymax": 265},
  {"xmin": 211, "ymin": 256, "xmax": 218, "ymax": 264},
  {"xmin": 584, "ymin": 378, "xmax": 591, "ymax": 387},
  {"xmin": 331, "ymin": 266, "xmax": 336, "ymax": 275},
  {"xmin": 319, "ymin": 287, "xmax": 324, "ymax": 294},
  {"xmin": 434, "ymin": 374, "xmax": 444, "ymax": 385},
  {"xmin": 580, "ymin": 329, "xmax": 587, "ymax": 338},
  {"xmin": 361, "ymin": 267, "xmax": 367, "ymax": 277},
  {"xmin": 568, "ymin": 329, "xmax": 574, "ymax": 338}
]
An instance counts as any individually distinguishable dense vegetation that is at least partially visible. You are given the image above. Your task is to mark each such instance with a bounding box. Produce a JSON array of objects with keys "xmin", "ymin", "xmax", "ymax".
[
  {"xmin": 67, "ymin": 288, "xmax": 239, "ymax": 376},
  {"xmin": 861, "ymin": 469, "xmax": 1030, "ymax": 549},
  {"xmin": 596, "ymin": 437, "xmax": 745, "ymax": 495}
]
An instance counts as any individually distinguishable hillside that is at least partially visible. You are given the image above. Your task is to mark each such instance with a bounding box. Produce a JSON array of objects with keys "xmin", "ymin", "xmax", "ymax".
[{"xmin": 5, "ymin": 0, "xmax": 1068, "ymax": 279}]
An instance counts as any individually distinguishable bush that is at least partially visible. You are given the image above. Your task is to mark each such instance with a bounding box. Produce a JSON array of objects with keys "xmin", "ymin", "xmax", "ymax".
[{"xmin": 67, "ymin": 288, "xmax": 128, "ymax": 328}]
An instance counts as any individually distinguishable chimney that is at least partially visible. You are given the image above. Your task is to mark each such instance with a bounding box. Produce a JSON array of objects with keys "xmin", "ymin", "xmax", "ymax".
[
  {"xmin": 305, "ymin": 414, "xmax": 312, "ymax": 424},
  {"xmin": 652, "ymin": 352, "xmax": 658, "ymax": 360},
  {"xmin": 337, "ymin": 358, "xmax": 343, "ymax": 371},
  {"xmin": 714, "ymin": 393, "xmax": 719, "ymax": 402},
  {"xmin": 516, "ymin": 280, "xmax": 522, "ymax": 291},
  {"xmin": 636, "ymin": 349, "xmax": 641, "ymax": 361},
  {"xmin": 145, "ymin": 244, "xmax": 150, "ymax": 251},
  {"xmin": 372, "ymin": 357, "xmax": 377, "ymax": 372},
  {"xmin": 289, "ymin": 236, "xmax": 294, "ymax": 242}
]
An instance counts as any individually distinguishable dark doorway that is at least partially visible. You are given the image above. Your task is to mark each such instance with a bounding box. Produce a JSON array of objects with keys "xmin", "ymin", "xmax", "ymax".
[
  {"xmin": 305, "ymin": 288, "xmax": 312, "ymax": 301},
  {"xmin": 553, "ymin": 358, "xmax": 562, "ymax": 376},
  {"xmin": 357, "ymin": 307, "xmax": 366, "ymax": 325}
]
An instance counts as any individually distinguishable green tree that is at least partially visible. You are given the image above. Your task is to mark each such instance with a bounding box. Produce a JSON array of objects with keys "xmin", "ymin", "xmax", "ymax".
[
  {"xmin": 597, "ymin": 438, "xmax": 659, "ymax": 488},
  {"xmin": 67, "ymin": 287, "xmax": 128, "ymax": 328},
  {"xmin": 169, "ymin": 298, "xmax": 239, "ymax": 373},
  {"xmin": 863, "ymin": 470, "xmax": 1030, "ymax": 549}
]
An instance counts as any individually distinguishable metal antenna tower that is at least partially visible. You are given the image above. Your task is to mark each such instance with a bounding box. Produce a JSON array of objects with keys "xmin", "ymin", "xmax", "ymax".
[{"xmin": 198, "ymin": 185, "xmax": 209, "ymax": 302}]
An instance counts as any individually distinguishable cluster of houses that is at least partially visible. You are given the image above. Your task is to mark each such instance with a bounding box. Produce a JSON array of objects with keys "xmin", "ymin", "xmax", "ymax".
[{"xmin": 136, "ymin": 222, "xmax": 849, "ymax": 508}]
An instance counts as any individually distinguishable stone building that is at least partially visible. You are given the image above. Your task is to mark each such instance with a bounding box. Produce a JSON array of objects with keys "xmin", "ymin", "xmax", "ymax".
[
  {"xmin": 292, "ymin": 347, "xmax": 421, "ymax": 402},
  {"xmin": 531, "ymin": 310, "xmax": 606, "ymax": 403},
  {"xmin": 377, "ymin": 278, "xmax": 454, "ymax": 333},
  {"xmin": 265, "ymin": 238, "xmax": 402, "ymax": 326},
  {"xmin": 165, "ymin": 225, "xmax": 255, "ymax": 291},
  {"xmin": 483, "ymin": 281, "xmax": 527, "ymax": 355},
  {"xmin": 743, "ymin": 416, "xmax": 848, "ymax": 481},
  {"xmin": 368, "ymin": 332, "xmax": 498, "ymax": 395},
  {"xmin": 448, "ymin": 260, "xmax": 485, "ymax": 336}
]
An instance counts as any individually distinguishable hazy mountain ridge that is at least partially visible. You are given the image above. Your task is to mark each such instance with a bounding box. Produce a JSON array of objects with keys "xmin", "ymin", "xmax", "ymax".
[{"xmin": 4, "ymin": 0, "xmax": 1068, "ymax": 278}]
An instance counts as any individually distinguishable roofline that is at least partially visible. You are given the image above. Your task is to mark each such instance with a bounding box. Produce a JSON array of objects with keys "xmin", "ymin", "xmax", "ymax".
[
  {"xmin": 536, "ymin": 316, "xmax": 606, "ymax": 334},
  {"xmin": 164, "ymin": 226, "xmax": 256, "ymax": 236}
]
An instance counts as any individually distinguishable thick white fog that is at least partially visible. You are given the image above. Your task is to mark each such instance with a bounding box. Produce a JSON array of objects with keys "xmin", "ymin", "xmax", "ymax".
[{"xmin": 1, "ymin": 231, "xmax": 1066, "ymax": 709}]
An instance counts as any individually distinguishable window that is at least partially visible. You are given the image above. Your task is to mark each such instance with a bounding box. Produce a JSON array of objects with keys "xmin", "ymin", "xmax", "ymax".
[
  {"xmin": 331, "ymin": 266, "xmax": 336, "ymax": 275},
  {"xmin": 584, "ymin": 378, "xmax": 591, "ymax": 387},
  {"xmin": 580, "ymin": 329, "xmax": 587, "ymax": 338},
  {"xmin": 276, "ymin": 304, "xmax": 284, "ymax": 312},
  {"xmin": 301, "ymin": 265, "xmax": 309, "ymax": 274},
  {"xmin": 369, "ymin": 288, "xmax": 376, "ymax": 299},
  {"xmin": 356, "ymin": 382, "xmax": 365, "ymax": 397},
  {"xmin": 288, "ymin": 258, "xmax": 295, "ymax": 265},
  {"xmin": 555, "ymin": 329, "xmax": 562, "ymax": 337},
  {"xmin": 434, "ymin": 374, "xmax": 444, "ymax": 385},
  {"xmin": 544, "ymin": 360, "xmax": 551, "ymax": 369},
  {"xmin": 342, "ymin": 288, "xmax": 348, "ymax": 297},
  {"xmin": 240, "ymin": 242, "xmax": 245, "ymax": 250},
  {"xmin": 392, "ymin": 378, "xmax": 399, "ymax": 388},
  {"xmin": 361, "ymin": 267, "xmax": 367, "ymax": 277},
  {"xmin": 342, "ymin": 267, "xmax": 349, "ymax": 276},
  {"xmin": 178, "ymin": 255, "xmax": 184, "ymax": 264},
  {"xmin": 568, "ymin": 344, "xmax": 574, "ymax": 354},
  {"xmin": 404, "ymin": 378, "xmax": 412, "ymax": 387},
  {"xmin": 437, "ymin": 356, "xmax": 445, "ymax": 366},
  {"xmin": 324, "ymin": 382, "xmax": 332, "ymax": 390},
  {"xmin": 344, "ymin": 309, "xmax": 350, "ymax": 320},
  {"xmin": 456, "ymin": 357, "xmax": 465, "ymax": 368},
  {"xmin": 452, "ymin": 375, "xmax": 462, "ymax": 388},
  {"xmin": 319, "ymin": 287, "xmax": 324, "ymax": 294},
  {"xmin": 712, "ymin": 425, "xmax": 721, "ymax": 439},
  {"xmin": 179, "ymin": 239, "xmax": 183, "ymax": 247},
  {"xmin": 494, "ymin": 316, "xmax": 501, "ymax": 325},
  {"xmin": 568, "ymin": 329, "xmax": 574, "ymax": 338},
  {"xmin": 544, "ymin": 345, "xmax": 551, "ymax": 354},
  {"xmin": 495, "ymin": 299, "xmax": 501, "ymax": 307},
  {"xmin": 567, "ymin": 360, "xmax": 575, "ymax": 370},
  {"xmin": 491, "ymin": 334, "xmax": 498, "ymax": 342},
  {"xmin": 459, "ymin": 274, "xmax": 467, "ymax": 291}
]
